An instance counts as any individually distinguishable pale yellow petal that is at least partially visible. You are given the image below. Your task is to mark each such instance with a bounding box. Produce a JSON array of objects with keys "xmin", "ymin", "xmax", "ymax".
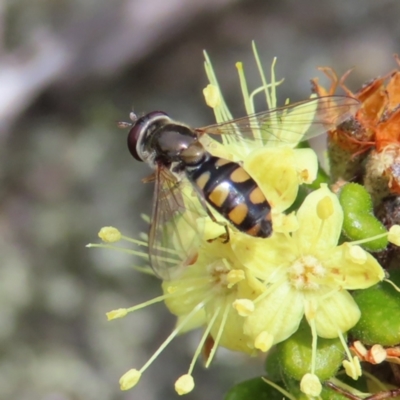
[
  {"xmin": 294, "ymin": 185, "xmax": 343, "ymax": 252},
  {"xmin": 305, "ymin": 290, "xmax": 361, "ymax": 338},
  {"xmin": 244, "ymin": 147, "xmax": 299, "ymax": 212},
  {"xmin": 244, "ymin": 283, "xmax": 304, "ymax": 344},
  {"xmin": 231, "ymin": 233, "xmax": 294, "ymax": 280},
  {"xmin": 206, "ymin": 299, "xmax": 254, "ymax": 354},
  {"xmin": 323, "ymin": 245, "xmax": 385, "ymax": 290},
  {"xmin": 292, "ymin": 148, "xmax": 319, "ymax": 184}
]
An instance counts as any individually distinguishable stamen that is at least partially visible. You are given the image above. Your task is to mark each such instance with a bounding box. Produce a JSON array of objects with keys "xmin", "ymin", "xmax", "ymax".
[
  {"xmin": 120, "ymin": 236, "xmax": 148, "ymax": 247},
  {"xmin": 317, "ymin": 196, "xmax": 334, "ymax": 220},
  {"xmin": 233, "ymin": 299, "xmax": 254, "ymax": 316},
  {"xmin": 308, "ymin": 317, "xmax": 318, "ymax": 375},
  {"xmin": 86, "ymin": 243, "xmax": 150, "ymax": 259},
  {"xmin": 205, "ymin": 300, "xmax": 231, "ymax": 368},
  {"xmin": 203, "ymin": 84, "xmax": 221, "ymax": 108},
  {"xmin": 203, "ymin": 51, "xmax": 234, "ymax": 128},
  {"xmin": 138, "ymin": 300, "xmax": 207, "ymax": 375},
  {"xmin": 252, "ymin": 40, "xmax": 276, "ymax": 110},
  {"xmin": 344, "ymin": 244, "xmax": 367, "ymax": 264},
  {"xmin": 226, "ymin": 269, "xmax": 245, "ymax": 288},
  {"xmin": 119, "ymin": 369, "xmax": 141, "ymax": 390},
  {"xmin": 175, "ymin": 374, "xmax": 195, "ymax": 395},
  {"xmin": 383, "ymin": 278, "xmax": 400, "ymax": 292},
  {"xmin": 262, "ymin": 377, "xmax": 297, "ymax": 400},
  {"xmin": 300, "ymin": 373, "xmax": 322, "ymax": 397},
  {"xmin": 254, "ymin": 331, "xmax": 274, "ymax": 352},
  {"xmin": 236, "ymin": 62, "xmax": 254, "ymax": 117},
  {"xmin": 107, "ymin": 291, "xmax": 198, "ymax": 321},
  {"xmin": 337, "ymin": 328, "xmax": 362, "ymax": 380},
  {"xmin": 187, "ymin": 306, "xmax": 220, "ymax": 376},
  {"xmin": 106, "ymin": 308, "xmax": 128, "ymax": 320},
  {"xmin": 98, "ymin": 226, "xmax": 122, "ymax": 242}
]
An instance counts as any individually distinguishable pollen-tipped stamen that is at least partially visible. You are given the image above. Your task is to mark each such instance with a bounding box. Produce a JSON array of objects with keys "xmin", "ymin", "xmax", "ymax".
[
  {"xmin": 205, "ymin": 299, "xmax": 231, "ymax": 368},
  {"xmin": 186, "ymin": 305, "xmax": 220, "ymax": 377},
  {"xmin": 135, "ymin": 300, "xmax": 208, "ymax": 377}
]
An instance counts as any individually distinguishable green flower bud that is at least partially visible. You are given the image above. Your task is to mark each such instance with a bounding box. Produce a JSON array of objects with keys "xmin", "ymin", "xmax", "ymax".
[
  {"xmin": 277, "ymin": 321, "xmax": 344, "ymax": 381},
  {"xmin": 339, "ymin": 183, "xmax": 388, "ymax": 251},
  {"xmin": 351, "ymin": 270, "xmax": 400, "ymax": 346}
]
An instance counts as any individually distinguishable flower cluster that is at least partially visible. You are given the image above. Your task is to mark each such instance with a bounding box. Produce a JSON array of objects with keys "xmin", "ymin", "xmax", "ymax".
[{"xmin": 89, "ymin": 44, "xmax": 400, "ymax": 398}]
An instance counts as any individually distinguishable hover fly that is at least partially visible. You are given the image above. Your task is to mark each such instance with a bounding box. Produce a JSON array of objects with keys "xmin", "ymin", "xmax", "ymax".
[{"xmin": 120, "ymin": 96, "xmax": 359, "ymax": 280}]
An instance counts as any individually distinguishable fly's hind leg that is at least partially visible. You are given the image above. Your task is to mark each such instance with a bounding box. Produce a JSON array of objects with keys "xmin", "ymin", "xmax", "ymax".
[
  {"xmin": 204, "ymin": 207, "xmax": 230, "ymax": 243},
  {"xmin": 194, "ymin": 192, "xmax": 230, "ymax": 243}
]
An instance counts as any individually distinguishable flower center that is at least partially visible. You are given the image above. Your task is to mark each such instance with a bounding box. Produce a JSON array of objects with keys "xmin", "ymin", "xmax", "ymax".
[{"xmin": 288, "ymin": 255, "xmax": 326, "ymax": 290}]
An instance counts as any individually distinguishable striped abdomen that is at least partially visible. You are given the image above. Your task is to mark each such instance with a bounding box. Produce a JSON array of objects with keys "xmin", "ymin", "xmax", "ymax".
[{"xmin": 186, "ymin": 154, "xmax": 272, "ymax": 238}]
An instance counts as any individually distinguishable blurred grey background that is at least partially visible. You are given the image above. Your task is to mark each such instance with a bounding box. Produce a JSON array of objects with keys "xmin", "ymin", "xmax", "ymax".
[{"xmin": 0, "ymin": 0, "xmax": 399, "ymax": 399}]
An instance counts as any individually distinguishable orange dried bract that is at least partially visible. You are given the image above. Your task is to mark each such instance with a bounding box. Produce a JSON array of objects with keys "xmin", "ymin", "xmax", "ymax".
[
  {"xmin": 312, "ymin": 58, "xmax": 400, "ymax": 159},
  {"xmin": 375, "ymin": 109, "xmax": 400, "ymax": 152},
  {"xmin": 386, "ymin": 71, "xmax": 400, "ymax": 112}
]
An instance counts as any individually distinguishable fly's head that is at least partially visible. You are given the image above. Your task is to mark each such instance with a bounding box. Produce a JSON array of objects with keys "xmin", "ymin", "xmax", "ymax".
[{"xmin": 127, "ymin": 111, "xmax": 172, "ymax": 167}]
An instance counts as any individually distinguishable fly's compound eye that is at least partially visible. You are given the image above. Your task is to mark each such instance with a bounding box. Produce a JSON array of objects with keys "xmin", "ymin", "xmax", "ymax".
[
  {"xmin": 127, "ymin": 123, "xmax": 144, "ymax": 161},
  {"xmin": 127, "ymin": 111, "xmax": 170, "ymax": 162}
]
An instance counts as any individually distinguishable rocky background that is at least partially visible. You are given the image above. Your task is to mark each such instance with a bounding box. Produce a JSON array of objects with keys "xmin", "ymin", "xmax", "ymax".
[{"xmin": 1, "ymin": 1, "xmax": 399, "ymax": 399}]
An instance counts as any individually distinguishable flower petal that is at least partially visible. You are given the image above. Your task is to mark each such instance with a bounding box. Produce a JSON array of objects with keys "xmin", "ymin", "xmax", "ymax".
[
  {"xmin": 294, "ymin": 185, "xmax": 343, "ymax": 252},
  {"xmin": 292, "ymin": 148, "xmax": 318, "ymax": 184},
  {"xmin": 323, "ymin": 244, "xmax": 385, "ymax": 290},
  {"xmin": 244, "ymin": 147, "xmax": 300, "ymax": 212},
  {"xmin": 206, "ymin": 299, "xmax": 255, "ymax": 354},
  {"xmin": 244, "ymin": 282, "xmax": 304, "ymax": 344},
  {"xmin": 305, "ymin": 290, "xmax": 361, "ymax": 338},
  {"xmin": 231, "ymin": 233, "xmax": 295, "ymax": 281}
]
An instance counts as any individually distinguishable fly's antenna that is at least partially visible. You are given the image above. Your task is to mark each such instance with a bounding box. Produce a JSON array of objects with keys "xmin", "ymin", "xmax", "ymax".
[{"xmin": 117, "ymin": 110, "xmax": 138, "ymax": 129}]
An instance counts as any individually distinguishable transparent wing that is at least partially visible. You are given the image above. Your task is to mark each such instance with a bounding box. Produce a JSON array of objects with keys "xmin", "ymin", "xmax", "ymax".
[
  {"xmin": 196, "ymin": 95, "xmax": 360, "ymax": 146},
  {"xmin": 148, "ymin": 165, "xmax": 206, "ymax": 281}
]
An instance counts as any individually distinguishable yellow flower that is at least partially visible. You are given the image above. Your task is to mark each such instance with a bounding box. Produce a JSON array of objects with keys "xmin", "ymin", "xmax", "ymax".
[
  {"xmin": 162, "ymin": 238, "xmax": 263, "ymax": 354},
  {"xmin": 231, "ymin": 184, "xmax": 385, "ymax": 347},
  {"xmin": 202, "ymin": 42, "xmax": 319, "ymax": 216}
]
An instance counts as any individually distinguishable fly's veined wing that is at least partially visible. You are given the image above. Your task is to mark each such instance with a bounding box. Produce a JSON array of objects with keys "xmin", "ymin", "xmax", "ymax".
[
  {"xmin": 148, "ymin": 165, "xmax": 206, "ymax": 281},
  {"xmin": 196, "ymin": 96, "xmax": 360, "ymax": 147}
]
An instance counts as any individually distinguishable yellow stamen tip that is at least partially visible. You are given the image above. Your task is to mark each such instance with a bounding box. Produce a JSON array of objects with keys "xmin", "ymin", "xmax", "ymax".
[
  {"xmin": 235, "ymin": 61, "xmax": 243, "ymax": 71},
  {"xmin": 233, "ymin": 299, "xmax": 254, "ymax": 317},
  {"xmin": 254, "ymin": 331, "xmax": 274, "ymax": 352},
  {"xmin": 203, "ymin": 84, "xmax": 221, "ymax": 108},
  {"xmin": 227, "ymin": 269, "xmax": 245, "ymax": 288},
  {"xmin": 344, "ymin": 244, "xmax": 367, "ymax": 264},
  {"xmin": 388, "ymin": 225, "xmax": 400, "ymax": 246},
  {"xmin": 317, "ymin": 196, "xmax": 334, "ymax": 220},
  {"xmin": 343, "ymin": 356, "xmax": 362, "ymax": 380},
  {"xmin": 300, "ymin": 373, "xmax": 322, "ymax": 397},
  {"xmin": 175, "ymin": 374, "xmax": 195, "ymax": 395},
  {"xmin": 106, "ymin": 308, "xmax": 128, "ymax": 321},
  {"xmin": 119, "ymin": 369, "xmax": 141, "ymax": 391},
  {"xmin": 98, "ymin": 226, "xmax": 122, "ymax": 243}
]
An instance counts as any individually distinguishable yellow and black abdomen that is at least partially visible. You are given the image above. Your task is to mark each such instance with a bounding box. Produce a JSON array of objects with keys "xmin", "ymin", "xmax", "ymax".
[{"xmin": 186, "ymin": 154, "xmax": 272, "ymax": 238}]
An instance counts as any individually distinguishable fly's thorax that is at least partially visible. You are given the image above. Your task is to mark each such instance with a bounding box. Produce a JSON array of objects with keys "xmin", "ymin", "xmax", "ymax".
[{"xmin": 151, "ymin": 123, "xmax": 201, "ymax": 164}]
